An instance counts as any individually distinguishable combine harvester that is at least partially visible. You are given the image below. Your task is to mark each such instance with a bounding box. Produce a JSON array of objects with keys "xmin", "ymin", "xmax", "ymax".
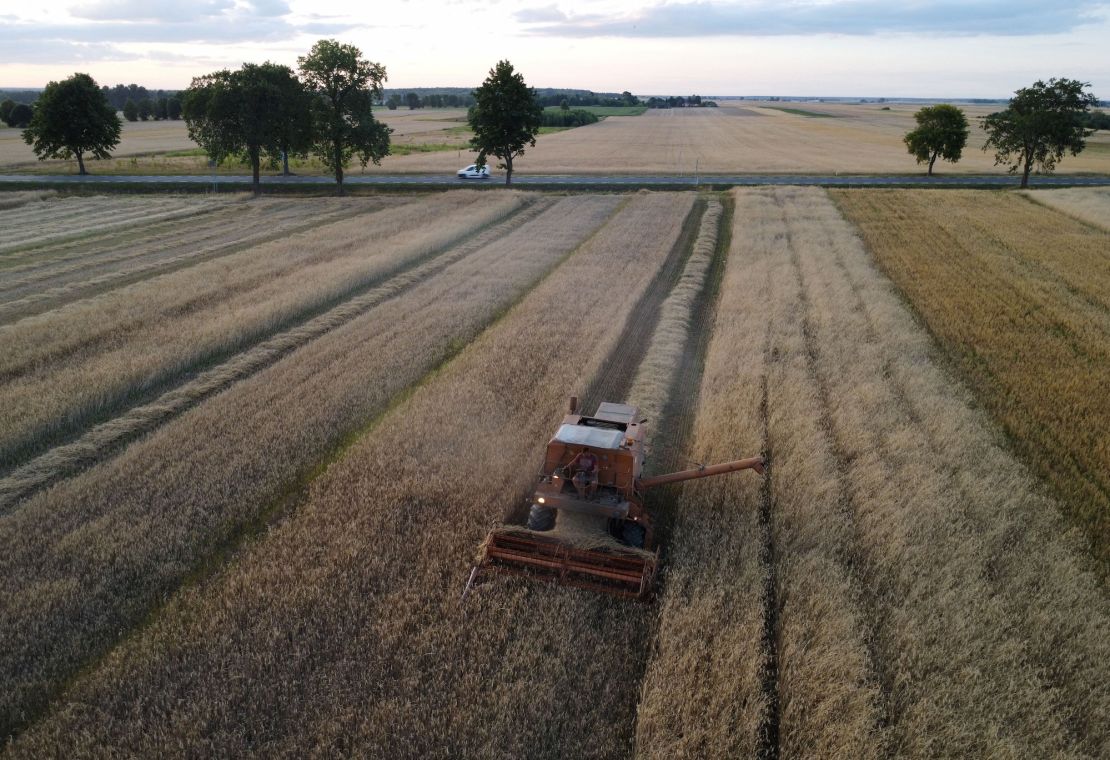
[{"xmin": 466, "ymin": 398, "xmax": 764, "ymax": 600}]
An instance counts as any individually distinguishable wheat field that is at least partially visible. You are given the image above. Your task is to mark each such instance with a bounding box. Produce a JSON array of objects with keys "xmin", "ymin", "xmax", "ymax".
[
  {"xmin": 832, "ymin": 188, "xmax": 1110, "ymax": 567},
  {"xmin": 1, "ymin": 187, "xmax": 1106, "ymax": 757}
]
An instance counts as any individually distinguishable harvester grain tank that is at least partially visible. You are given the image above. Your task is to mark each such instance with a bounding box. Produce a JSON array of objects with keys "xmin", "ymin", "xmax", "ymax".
[{"xmin": 467, "ymin": 398, "xmax": 765, "ymax": 600}]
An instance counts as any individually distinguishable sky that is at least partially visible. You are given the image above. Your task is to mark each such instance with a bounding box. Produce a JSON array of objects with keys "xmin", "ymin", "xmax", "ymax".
[{"xmin": 1, "ymin": 0, "xmax": 1109, "ymax": 98}]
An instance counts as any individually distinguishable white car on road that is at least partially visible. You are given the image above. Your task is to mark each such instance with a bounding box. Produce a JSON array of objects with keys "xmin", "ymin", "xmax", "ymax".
[{"xmin": 457, "ymin": 164, "xmax": 491, "ymax": 179}]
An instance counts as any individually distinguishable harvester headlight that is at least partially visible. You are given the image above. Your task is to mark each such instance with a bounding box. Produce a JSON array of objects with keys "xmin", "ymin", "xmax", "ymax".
[{"xmin": 537, "ymin": 497, "xmax": 546, "ymax": 504}]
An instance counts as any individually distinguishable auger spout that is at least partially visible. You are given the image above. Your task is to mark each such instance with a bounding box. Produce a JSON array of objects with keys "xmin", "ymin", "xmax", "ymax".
[{"xmin": 637, "ymin": 455, "xmax": 766, "ymax": 489}]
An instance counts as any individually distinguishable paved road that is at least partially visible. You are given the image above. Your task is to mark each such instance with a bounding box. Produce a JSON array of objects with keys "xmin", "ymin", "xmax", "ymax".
[{"xmin": 2, "ymin": 172, "xmax": 1109, "ymax": 188}]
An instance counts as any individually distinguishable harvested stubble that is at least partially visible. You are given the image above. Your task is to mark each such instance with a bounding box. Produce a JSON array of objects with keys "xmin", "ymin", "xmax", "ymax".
[
  {"xmin": 832, "ymin": 189, "xmax": 1110, "ymax": 566},
  {"xmin": 0, "ymin": 196, "xmax": 390, "ymax": 317},
  {"xmin": 778, "ymin": 187, "xmax": 1107, "ymax": 755},
  {"xmin": 0, "ymin": 196, "xmax": 562, "ymax": 510},
  {"xmin": 0, "ymin": 190, "xmax": 55, "ymax": 211},
  {"xmin": 0, "ymin": 195, "xmax": 224, "ymax": 254},
  {"xmin": 0, "ymin": 193, "xmax": 624, "ymax": 741},
  {"xmin": 1024, "ymin": 187, "xmax": 1110, "ymax": 232},
  {"xmin": 0, "ymin": 191, "xmax": 526, "ymax": 470},
  {"xmin": 9, "ymin": 192, "xmax": 696, "ymax": 758}
]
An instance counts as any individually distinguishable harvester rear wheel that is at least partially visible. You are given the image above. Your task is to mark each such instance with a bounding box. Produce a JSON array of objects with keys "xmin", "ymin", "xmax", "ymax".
[{"xmin": 527, "ymin": 504, "xmax": 555, "ymax": 531}]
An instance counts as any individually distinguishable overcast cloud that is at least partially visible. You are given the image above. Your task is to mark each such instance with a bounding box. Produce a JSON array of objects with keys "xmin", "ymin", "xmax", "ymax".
[
  {"xmin": 517, "ymin": 0, "xmax": 1110, "ymax": 37},
  {"xmin": 0, "ymin": 0, "xmax": 350, "ymax": 62},
  {"xmin": 1, "ymin": 1, "xmax": 1107, "ymax": 96}
]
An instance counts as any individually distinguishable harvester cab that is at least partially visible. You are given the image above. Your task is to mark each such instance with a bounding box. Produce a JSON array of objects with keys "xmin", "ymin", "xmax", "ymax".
[{"xmin": 467, "ymin": 398, "xmax": 765, "ymax": 601}]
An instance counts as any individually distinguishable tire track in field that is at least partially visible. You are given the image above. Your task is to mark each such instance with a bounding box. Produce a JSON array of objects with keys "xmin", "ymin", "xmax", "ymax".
[
  {"xmin": 0, "ymin": 198, "xmax": 551, "ymax": 511},
  {"xmin": 0, "ymin": 202, "xmax": 381, "ymax": 323}
]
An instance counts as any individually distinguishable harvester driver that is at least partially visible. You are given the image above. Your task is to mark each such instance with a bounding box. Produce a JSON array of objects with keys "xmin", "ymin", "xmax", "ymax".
[{"xmin": 568, "ymin": 447, "xmax": 599, "ymax": 500}]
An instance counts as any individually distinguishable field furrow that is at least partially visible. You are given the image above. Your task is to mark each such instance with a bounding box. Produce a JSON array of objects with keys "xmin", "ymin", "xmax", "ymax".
[
  {"xmin": 7, "ymin": 192, "xmax": 697, "ymax": 758},
  {"xmin": 0, "ymin": 191, "xmax": 526, "ymax": 472},
  {"xmin": 789, "ymin": 188, "xmax": 1108, "ymax": 756},
  {"xmin": 0, "ymin": 192, "xmax": 625, "ymax": 741},
  {"xmin": 0, "ymin": 198, "xmax": 394, "ymax": 318}
]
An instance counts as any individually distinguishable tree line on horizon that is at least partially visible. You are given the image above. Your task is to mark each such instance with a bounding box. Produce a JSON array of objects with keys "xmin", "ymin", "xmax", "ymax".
[{"xmin": 8, "ymin": 52, "xmax": 1105, "ymax": 190}]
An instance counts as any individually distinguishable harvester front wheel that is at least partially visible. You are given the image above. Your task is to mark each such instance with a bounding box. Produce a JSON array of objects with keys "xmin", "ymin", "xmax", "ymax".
[
  {"xmin": 621, "ymin": 521, "xmax": 646, "ymax": 549},
  {"xmin": 527, "ymin": 504, "xmax": 555, "ymax": 531}
]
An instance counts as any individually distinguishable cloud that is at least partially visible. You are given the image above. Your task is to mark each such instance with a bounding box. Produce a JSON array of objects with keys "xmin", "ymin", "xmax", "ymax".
[
  {"xmin": 518, "ymin": 0, "xmax": 1110, "ymax": 38},
  {"xmin": 0, "ymin": 38, "xmax": 136, "ymax": 65},
  {"xmin": 69, "ymin": 0, "xmax": 237, "ymax": 22},
  {"xmin": 514, "ymin": 5, "xmax": 568, "ymax": 23},
  {"xmin": 3, "ymin": 1, "xmax": 350, "ymax": 56}
]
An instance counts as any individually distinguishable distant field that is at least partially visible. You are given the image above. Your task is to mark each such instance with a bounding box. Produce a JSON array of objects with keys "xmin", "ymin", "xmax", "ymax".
[
  {"xmin": 544, "ymin": 105, "xmax": 648, "ymax": 116},
  {"xmin": 4, "ymin": 101, "xmax": 1109, "ymax": 176},
  {"xmin": 760, "ymin": 106, "xmax": 836, "ymax": 117}
]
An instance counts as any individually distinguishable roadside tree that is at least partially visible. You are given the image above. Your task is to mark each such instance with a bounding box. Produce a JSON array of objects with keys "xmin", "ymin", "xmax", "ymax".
[
  {"xmin": 183, "ymin": 62, "xmax": 309, "ymax": 194},
  {"xmin": 298, "ymin": 39, "xmax": 391, "ymax": 196},
  {"xmin": 21, "ymin": 73, "xmax": 121, "ymax": 175},
  {"xmin": 122, "ymin": 98, "xmax": 138, "ymax": 122},
  {"xmin": 0, "ymin": 99, "xmax": 14, "ymax": 125},
  {"xmin": 904, "ymin": 104, "xmax": 969, "ymax": 175},
  {"xmin": 982, "ymin": 77, "xmax": 1099, "ymax": 188},
  {"xmin": 167, "ymin": 97, "xmax": 182, "ymax": 120},
  {"xmin": 468, "ymin": 59, "xmax": 542, "ymax": 186},
  {"xmin": 138, "ymin": 98, "xmax": 153, "ymax": 120}
]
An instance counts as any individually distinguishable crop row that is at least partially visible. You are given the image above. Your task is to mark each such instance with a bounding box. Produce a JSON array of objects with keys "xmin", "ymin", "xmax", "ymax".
[
  {"xmin": 0, "ymin": 193, "xmax": 624, "ymax": 741},
  {"xmin": 0, "ymin": 196, "xmax": 398, "ymax": 319},
  {"xmin": 0, "ymin": 191, "xmax": 526, "ymax": 470},
  {"xmin": 8, "ymin": 192, "xmax": 697, "ymax": 757},
  {"xmin": 0, "ymin": 195, "xmax": 222, "ymax": 254}
]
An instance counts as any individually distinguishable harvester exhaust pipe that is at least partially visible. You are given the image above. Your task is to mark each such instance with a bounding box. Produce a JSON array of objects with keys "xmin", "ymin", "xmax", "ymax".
[
  {"xmin": 568, "ymin": 396, "xmax": 578, "ymax": 414},
  {"xmin": 638, "ymin": 455, "xmax": 766, "ymax": 489}
]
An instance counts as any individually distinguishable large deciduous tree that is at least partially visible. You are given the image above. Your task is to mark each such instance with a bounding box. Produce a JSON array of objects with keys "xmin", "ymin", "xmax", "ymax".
[
  {"xmin": 183, "ymin": 62, "xmax": 309, "ymax": 195},
  {"xmin": 21, "ymin": 73, "xmax": 121, "ymax": 175},
  {"xmin": 904, "ymin": 104, "xmax": 969, "ymax": 175},
  {"xmin": 982, "ymin": 77, "xmax": 1100, "ymax": 188},
  {"xmin": 298, "ymin": 39, "xmax": 391, "ymax": 196},
  {"xmin": 468, "ymin": 60, "xmax": 542, "ymax": 186}
]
